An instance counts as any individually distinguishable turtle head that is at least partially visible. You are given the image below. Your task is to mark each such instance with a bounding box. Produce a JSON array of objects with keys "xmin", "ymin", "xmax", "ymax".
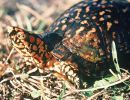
[
  {"xmin": 7, "ymin": 26, "xmax": 28, "ymax": 48},
  {"xmin": 7, "ymin": 26, "xmax": 54, "ymax": 68}
]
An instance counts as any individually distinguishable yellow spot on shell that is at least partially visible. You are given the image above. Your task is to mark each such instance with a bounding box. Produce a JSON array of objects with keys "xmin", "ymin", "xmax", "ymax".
[
  {"xmin": 61, "ymin": 19, "xmax": 66, "ymax": 23},
  {"xmin": 91, "ymin": 28, "xmax": 96, "ymax": 33},
  {"xmin": 92, "ymin": 16, "xmax": 96, "ymax": 20},
  {"xmin": 92, "ymin": 2, "xmax": 97, "ymax": 5},
  {"xmin": 86, "ymin": 6, "xmax": 90, "ymax": 13},
  {"xmin": 61, "ymin": 25, "xmax": 67, "ymax": 31},
  {"xmin": 93, "ymin": 0, "xmax": 98, "ymax": 2},
  {"xmin": 101, "ymin": 0, "xmax": 107, "ymax": 4},
  {"xmin": 87, "ymin": 28, "xmax": 96, "ymax": 35},
  {"xmin": 99, "ymin": 11, "xmax": 105, "ymax": 16},
  {"xmin": 76, "ymin": 27, "xmax": 85, "ymax": 34},
  {"xmin": 99, "ymin": 17, "xmax": 105, "ymax": 21},
  {"xmin": 82, "ymin": 3, "xmax": 88, "ymax": 7},
  {"xmin": 75, "ymin": 8, "xmax": 82, "ymax": 19},
  {"xmin": 83, "ymin": 15, "xmax": 87, "ymax": 18},
  {"xmin": 107, "ymin": 15, "xmax": 111, "ymax": 18},
  {"xmin": 105, "ymin": 9, "xmax": 112, "ymax": 12},
  {"xmin": 107, "ymin": 22, "xmax": 112, "ymax": 31},
  {"xmin": 81, "ymin": 20, "xmax": 88, "ymax": 24},
  {"xmin": 99, "ymin": 49, "xmax": 104, "ymax": 56},
  {"xmin": 54, "ymin": 27, "xmax": 59, "ymax": 31}
]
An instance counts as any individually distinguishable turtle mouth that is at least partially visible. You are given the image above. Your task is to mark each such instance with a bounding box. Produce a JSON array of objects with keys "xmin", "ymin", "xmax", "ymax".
[{"xmin": 7, "ymin": 26, "xmax": 18, "ymax": 43}]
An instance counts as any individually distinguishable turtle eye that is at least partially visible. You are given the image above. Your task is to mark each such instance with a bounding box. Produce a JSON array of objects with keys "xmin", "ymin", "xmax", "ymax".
[{"xmin": 17, "ymin": 32, "xmax": 26, "ymax": 40}]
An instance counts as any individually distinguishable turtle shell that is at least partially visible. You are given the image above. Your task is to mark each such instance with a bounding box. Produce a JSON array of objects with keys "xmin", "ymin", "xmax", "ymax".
[{"xmin": 41, "ymin": 0, "xmax": 130, "ymax": 74}]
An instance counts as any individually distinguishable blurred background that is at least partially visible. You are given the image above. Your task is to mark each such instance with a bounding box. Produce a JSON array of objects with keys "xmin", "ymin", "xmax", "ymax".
[
  {"xmin": 0, "ymin": 0, "xmax": 81, "ymax": 69},
  {"xmin": 0, "ymin": 0, "xmax": 81, "ymax": 44},
  {"xmin": 0, "ymin": 0, "xmax": 129, "ymax": 99}
]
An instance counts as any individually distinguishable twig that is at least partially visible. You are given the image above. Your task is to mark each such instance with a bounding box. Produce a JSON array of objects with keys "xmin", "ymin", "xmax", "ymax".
[
  {"xmin": 109, "ymin": 69, "xmax": 118, "ymax": 78},
  {"xmin": 120, "ymin": 68, "xmax": 130, "ymax": 74},
  {"xmin": 27, "ymin": 67, "xmax": 38, "ymax": 74},
  {"xmin": 63, "ymin": 75, "xmax": 130, "ymax": 97},
  {"xmin": 87, "ymin": 90, "xmax": 104, "ymax": 100},
  {"xmin": 5, "ymin": 48, "xmax": 15, "ymax": 64},
  {"xmin": 40, "ymin": 79, "xmax": 46, "ymax": 100},
  {"xmin": 0, "ymin": 78, "xmax": 10, "ymax": 84}
]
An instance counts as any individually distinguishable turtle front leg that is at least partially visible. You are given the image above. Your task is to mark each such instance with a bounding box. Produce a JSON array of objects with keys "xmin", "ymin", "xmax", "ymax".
[{"xmin": 52, "ymin": 61, "xmax": 81, "ymax": 89}]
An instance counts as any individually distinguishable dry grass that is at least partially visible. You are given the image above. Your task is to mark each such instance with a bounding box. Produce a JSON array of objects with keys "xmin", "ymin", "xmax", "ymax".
[{"xmin": 0, "ymin": 0, "xmax": 130, "ymax": 99}]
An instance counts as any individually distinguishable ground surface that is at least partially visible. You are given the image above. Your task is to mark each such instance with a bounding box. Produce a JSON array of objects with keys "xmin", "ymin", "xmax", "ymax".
[{"xmin": 0, "ymin": 0, "xmax": 129, "ymax": 100}]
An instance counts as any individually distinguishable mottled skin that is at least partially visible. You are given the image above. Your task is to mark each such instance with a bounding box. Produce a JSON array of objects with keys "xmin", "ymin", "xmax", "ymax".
[{"xmin": 8, "ymin": 0, "xmax": 130, "ymax": 88}]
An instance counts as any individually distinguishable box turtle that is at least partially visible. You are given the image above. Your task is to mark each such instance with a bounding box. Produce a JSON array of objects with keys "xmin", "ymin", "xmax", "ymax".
[{"xmin": 8, "ymin": 0, "xmax": 130, "ymax": 88}]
